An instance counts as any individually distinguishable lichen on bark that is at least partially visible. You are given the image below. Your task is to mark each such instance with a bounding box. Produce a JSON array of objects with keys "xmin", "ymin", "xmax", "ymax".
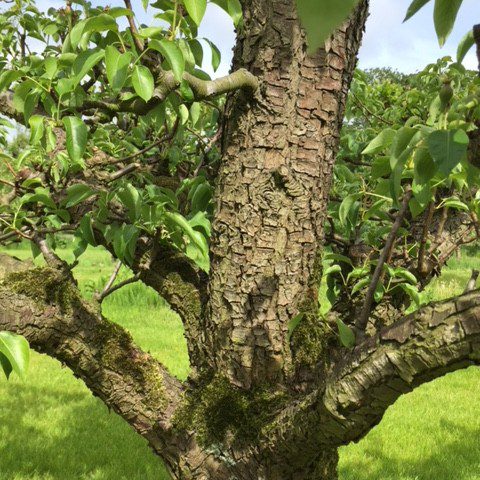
[
  {"xmin": 4, "ymin": 267, "xmax": 82, "ymax": 313},
  {"xmin": 174, "ymin": 374, "xmax": 288, "ymax": 446}
]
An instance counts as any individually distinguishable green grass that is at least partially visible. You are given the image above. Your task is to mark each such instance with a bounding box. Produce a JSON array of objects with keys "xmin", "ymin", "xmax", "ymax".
[{"xmin": 1, "ymin": 241, "xmax": 480, "ymax": 479}]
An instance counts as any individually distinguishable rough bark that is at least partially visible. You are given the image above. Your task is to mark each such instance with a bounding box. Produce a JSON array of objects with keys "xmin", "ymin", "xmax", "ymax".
[
  {"xmin": 4, "ymin": 1, "xmax": 480, "ymax": 480},
  {"xmin": 204, "ymin": 0, "xmax": 369, "ymax": 389}
]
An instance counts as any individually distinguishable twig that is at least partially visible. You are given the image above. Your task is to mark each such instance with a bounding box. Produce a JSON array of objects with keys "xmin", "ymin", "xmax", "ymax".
[
  {"xmin": 111, "ymin": 120, "xmax": 179, "ymax": 165},
  {"xmin": 350, "ymin": 92, "xmax": 394, "ymax": 126},
  {"xmin": 417, "ymin": 201, "xmax": 435, "ymax": 276},
  {"xmin": 33, "ymin": 235, "xmax": 65, "ymax": 270},
  {"xmin": 123, "ymin": 0, "xmax": 144, "ymax": 53},
  {"xmin": 108, "ymin": 163, "xmax": 140, "ymax": 182},
  {"xmin": 0, "ymin": 178, "xmax": 14, "ymax": 188},
  {"xmin": 100, "ymin": 260, "xmax": 122, "ymax": 297},
  {"xmin": 98, "ymin": 273, "xmax": 141, "ymax": 302},
  {"xmin": 356, "ymin": 186, "xmax": 413, "ymax": 334}
]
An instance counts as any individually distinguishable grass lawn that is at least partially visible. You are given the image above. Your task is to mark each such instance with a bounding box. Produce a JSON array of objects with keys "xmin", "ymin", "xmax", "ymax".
[{"xmin": 1, "ymin": 242, "xmax": 480, "ymax": 479}]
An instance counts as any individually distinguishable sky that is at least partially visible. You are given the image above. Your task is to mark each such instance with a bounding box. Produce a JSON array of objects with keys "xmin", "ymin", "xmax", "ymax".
[{"xmin": 35, "ymin": 0, "xmax": 480, "ymax": 76}]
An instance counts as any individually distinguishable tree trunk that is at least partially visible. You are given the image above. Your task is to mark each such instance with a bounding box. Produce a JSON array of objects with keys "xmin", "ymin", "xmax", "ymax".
[
  {"xmin": 203, "ymin": 0, "xmax": 369, "ymax": 389},
  {"xmin": 6, "ymin": 1, "xmax": 480, "ymax": 479}
]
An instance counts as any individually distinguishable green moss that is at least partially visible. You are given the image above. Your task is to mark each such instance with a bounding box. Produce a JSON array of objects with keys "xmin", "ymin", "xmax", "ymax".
[
  {"xmin": 289, "ymin": 249, "xmax": 331, "ymax": 367},
  {"xmin": 174, "ymin": 374, "xmax": 288, "ymax": 446},
  {"xmin": 5, "ymin": 267, "xmax": 81, "ymax": 313},
  {"xmin": 97, "ymin": 321, "xmax": 167, "ymax": 411},
  {"xmin": 290, "ymin": 311, "xmax": 329, "ymax": 366}
]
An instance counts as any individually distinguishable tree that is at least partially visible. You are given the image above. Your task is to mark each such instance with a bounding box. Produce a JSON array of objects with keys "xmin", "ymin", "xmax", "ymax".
[{"xmin": 1, "ymin": 0, "xmax": 480, "ymax": 478}]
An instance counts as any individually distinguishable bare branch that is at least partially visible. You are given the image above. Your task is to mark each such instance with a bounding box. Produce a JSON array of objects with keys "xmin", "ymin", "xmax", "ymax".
[
  {"xmin": 99, "ymin": 260, "xmax": 122, "ymax": 297},
  {"xmin": 356, "ymin": 187, "xmax": 413, "ymax": 333},
  {"xmin": 98, "ymin": 271, "xmax": 141, "ymax": 303},
  {"xmin": 123, "ymin": 0, "xmax": 144, "ymax": 53}
]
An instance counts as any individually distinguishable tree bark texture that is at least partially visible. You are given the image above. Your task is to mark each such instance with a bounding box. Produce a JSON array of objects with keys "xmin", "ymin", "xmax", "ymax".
[
  {"xmin": 3, "ymin": 1, "xmax": 480, "ymax": 479},
  {"xmin": 204, "ymin": 0, "xmax": 369, "ymax": 390}
]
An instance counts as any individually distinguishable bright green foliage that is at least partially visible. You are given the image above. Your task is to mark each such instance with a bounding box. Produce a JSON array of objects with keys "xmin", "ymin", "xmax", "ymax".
[
  {"xmin": 296, "ymin": 0, "xmax": 360, "ymax": 51},
  {"xmin": 0, "ymin": 0, "xmax": 230, "ymax": 273},
  {"xmin": 0, "ymin": 331, "xmax": 30, "ymax": 380},
  {"xmin": 322, "ymin": 59, "xmax": 480, "ymax": 343}
]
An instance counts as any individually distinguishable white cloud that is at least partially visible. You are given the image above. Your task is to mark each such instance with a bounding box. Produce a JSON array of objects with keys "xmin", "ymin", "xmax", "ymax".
[{"xmin": 359, "ymin": 0, "xmax": 479, "ymax": 72}]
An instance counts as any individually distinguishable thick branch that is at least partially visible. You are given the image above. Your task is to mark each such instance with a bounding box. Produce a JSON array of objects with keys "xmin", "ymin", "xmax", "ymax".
[
  {"xmin": 0, "ymin": 256, "xmax": 183, "ymax": 466},
  {"xmin": 83, "ymin": 68, "xmax": 259, "ymax": 116},
  {"xmin": 323, "ymin": 290, "xmax": 480, "ymax": 445},
  {"xmin": 0, "ymin": 254, "xmax": 230, "ymax": 479}
]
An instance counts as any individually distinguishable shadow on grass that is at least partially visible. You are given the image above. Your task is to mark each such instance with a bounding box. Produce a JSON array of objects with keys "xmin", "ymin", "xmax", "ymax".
[
  {"xmin": 0, "ymin": 361, "xmax": 170, "ymax": 480},
  {"xmin": 340, "ymin": 418, "xmax": 480, "ymax": 480}
]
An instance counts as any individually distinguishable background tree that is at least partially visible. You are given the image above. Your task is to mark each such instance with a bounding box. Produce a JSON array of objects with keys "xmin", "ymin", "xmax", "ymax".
[{"xmin": 1, "ymin": 0, "xmax": 480, "ymax": 479}]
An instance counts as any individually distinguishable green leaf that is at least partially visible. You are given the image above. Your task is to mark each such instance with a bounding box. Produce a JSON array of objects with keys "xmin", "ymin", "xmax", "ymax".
[
  {"xmin": 392, "ymin": 268, "xmax": 417, "ymax": 285},
  {"xmin": 210, "ymin": 0, "xmax": 243, "ymax": 26},
  {"xmin": 336, "ymin": 318, "xmax": 356, "ymax": 349},
  {"xmin": 0, "ymin": 331, "xmax": 30, "ymax": 380},
  {"xmin": 347, "ymin": 265, "xmax": 370, "ymax": 282},
  {"xmin": 190, "ymin": 182, "xmax": 212, "ymax": 212},
  {"xmin": 132, "ymin": 65, "xmax": 155, "ymax": 102},
  {"xmin": 433, "ymin": 0, "xmax": 464, "ymax": 47},
  {"xmin": 404, "ymin": 0, "xmax": 432, "ymax": 22},
  {"xmin": 427, "ymin": 129, "xmax": 469, "ymax": 176},
  {"xmin": 188, "ymin": 211, "xmax": 211, "ymax": 238},
  {"xmin": 72, "ymin": 48, "xmax": 105, "ymax": 85},
  {"xmin": 339, "ymin": 193, "xmax": 360, "ymax": 227},
  {"xmin": 443, "ymin": 197, "xmax": 469, "ymax": 211},
  {"xmin": 399, "ymin": 283, "xmax": 420, "ymax": 305},
  {"xmin": 65, "ymin": 184, "xmax": 95, "ymax": 208},
  {"xmin": 296, "ymin": 0, "xmax": 360, "ymax": 51},
  {"xmin": 118, "ymin": 183, "xmax": 142, "ymax": 221},
  {"xmin": 105, "ymin": 46, "xmax": 131, "ymax": 91},
  {"xmin": 78, "ymin": 213, "xmax": 97, "ymax": 246},
  {"xmin": 362, "ymin": 128, "xmax": 396, "ymax": 155},
  {"xmin": 323, "ymin": 252, "xmax": 353, "ymax": 266},
  {"xmin": 390, "ymin": 127, "xmax": 417, "ymax": 170},
  {"xmin": 457, "ymin": 29, "xmax": 475, "ymax": 63},
  {"xmin": 190, "ymin": 101, "xmax": 201, "ymax": 126},
  {"xmin": 29, "ymin": 115, "xmax": 44, "ymax": 145},
  {"xmin": 0, "ymin": 352, "xmax": 12, "ymax": 380},
  {"xmin": 183, "ymin": 0, "xmax": 207, "ymax": 25},
  {"xmin": 70, "ymin": 14, "xmax": 118, "ymax": 49},
  {"xmin": 351, "ymin": 276, "xmax": 370, "ymax": 295},
  {"xmin": 113, "ymin": 224, "xmax": 139, "ymax": 265},
  {"xmin": 414, "ymin": 146, "xmax": 436, "ymax": 183},
  {"xmin": 63, "ymin": 116, "xmax": 88, "ymax": 163},
  {"xmin": 325, "ymin": 264, "xmax": 342, "ymax": 276},
  {"xmin": 21, "ymin": 187, "xmax": 56, "ymax": 210},
  {"xmin": 165, "ymin": 211, "xmax": 210, "ymax": 272},
  {"xmin": 84, "ymin": 14, "xmax": 118, "ymax": 34},
  {"xmin": 287, "ymin": 313, "xmax": 305, "ymax": 341},
  {"xmin": 205, "ymin": 39, "xmax": 221, "ymax": 72},
  {"xmin": 149, "ymin": 39, "xmax": 185, "ymax": 83}
]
